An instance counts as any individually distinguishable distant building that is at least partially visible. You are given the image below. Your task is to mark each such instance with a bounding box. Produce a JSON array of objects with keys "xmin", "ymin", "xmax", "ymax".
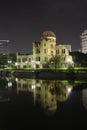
[
  {"xmin": 16, "ymin": 31, "xmax": 73, "ymax": 68},
  {"xmin": 80, "ymin": 30, "xmax": 87, "ymax": 54},
  {"xmin": 63, "ymin": 44, "xmax": 71, "ymax": 52},
  {"xmin": 0, "ymin": 40, "xmax": 10, "ymax": 54}
]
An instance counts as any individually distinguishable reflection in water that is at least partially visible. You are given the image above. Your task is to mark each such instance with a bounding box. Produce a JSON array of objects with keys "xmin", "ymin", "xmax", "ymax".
[
  {"xmin": 82, "ymin": 89, "xmax": 87, "ymax": 109},
  {"xmin": 16, "ymin": 78, "xmax": 73, "ymax": 115},
  {"xmin": 0, "ymin": 77, "xmax": 17, "ymax": 102},
  {"xmin": 1, "ymin": 77, "xmax": 87, "ymax": 116},
  {"xmin": 0, "ymin": 77, "xmax": 87, "ymax": 128},
  {"xmin": 0, "ymin": 77, "xmax": 73, "ymax": 115},
  {"xmin": 55, "ymin": 81, "xmax": 72, "ymax": 102}
]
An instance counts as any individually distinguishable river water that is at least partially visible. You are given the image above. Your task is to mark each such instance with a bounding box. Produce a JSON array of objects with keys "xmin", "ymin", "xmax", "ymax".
[{"xmin": 0, "ymin": 77, "xmax": 87, "ymax": 129}]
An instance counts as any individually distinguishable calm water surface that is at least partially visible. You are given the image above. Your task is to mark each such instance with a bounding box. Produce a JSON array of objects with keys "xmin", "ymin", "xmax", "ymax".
[{"xmin": 0, "ymin": 77, "xmax": 87, "ymax": 128}]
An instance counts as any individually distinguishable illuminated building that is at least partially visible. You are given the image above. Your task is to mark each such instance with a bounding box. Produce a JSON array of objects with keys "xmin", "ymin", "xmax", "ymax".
[
  {"xmin": 0, "ymin": 40, "xmax": 10, "ymax": 54},
  {"xmin": 80, "ymin": 30, "xmax": 87, "ymax": 54},
  {"xmin": 16, "ymin": 53, "xmax": 33, "ymax": 68},
  {"xmin": 16, "ymin": 31, "xmax": 73, "ymax": 68}
]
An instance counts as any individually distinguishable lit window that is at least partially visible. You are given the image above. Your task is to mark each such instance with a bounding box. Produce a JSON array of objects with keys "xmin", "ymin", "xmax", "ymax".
[
  {"xmin": 36, "ymin": 57, "xmax": 40, "ymax": 61},
  {"xmin": 51, "ymin": 51, "xmax": 54, "ymax": 56},
  {"xmin": 18, "ymin": 58, "xmax": 21, "ymax": 62},
  {"xmin": 56, "ymin": 50, "xmax": 59, "ymax": 54},
  {"xmin": 62, "ymin": 49, "xmax": 65, "ymax": 54},
  {"xmin": 22, "ymin": 58, "xmax": 27, "ymax": 62},
  {"xmin": 50, "ymin": 44, "xmax": 53, "ymax": 48},
  {"xmin": 36, "ymin": 49, "xmax": 40, "ymax": 54}
]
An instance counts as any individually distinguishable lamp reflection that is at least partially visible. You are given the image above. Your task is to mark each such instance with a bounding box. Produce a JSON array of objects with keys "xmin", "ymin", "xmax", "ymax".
[{"xmin": 16, "ymin": 79, "xmax": 73, "ymax": 115}]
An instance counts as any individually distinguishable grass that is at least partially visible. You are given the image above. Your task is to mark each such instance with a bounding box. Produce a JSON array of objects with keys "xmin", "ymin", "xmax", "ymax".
[{"xmin": 3, "ymin": 67, "xmax": 87, "ymax": 72}]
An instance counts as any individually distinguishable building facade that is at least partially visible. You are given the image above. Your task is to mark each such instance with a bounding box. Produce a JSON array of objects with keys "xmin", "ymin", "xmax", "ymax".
[
  {"xmin": 80, "ymin": 30, "xmax": 87, "ymax": 54},
  {"xmin": 0, "ymin": 40, "xmax": 10, "ymax": 54},
  {"xmin": 64, "ymin": 44, "xmax": 71, "ymax": 52},
  {"xmin": 16, "ymin": 31, "xmax": 73, "ymax": 68}
]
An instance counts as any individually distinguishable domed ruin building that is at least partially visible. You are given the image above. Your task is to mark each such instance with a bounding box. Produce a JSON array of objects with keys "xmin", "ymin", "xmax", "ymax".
[{"xmin": 16, "ymin": 31, "xmax": 73, "ymax": 68}]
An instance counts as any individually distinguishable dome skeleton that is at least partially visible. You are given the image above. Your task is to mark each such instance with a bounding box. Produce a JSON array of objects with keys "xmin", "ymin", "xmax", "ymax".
[{"xmin": 42, "ymin": 31, "xmax": 56, "ymax": 38}]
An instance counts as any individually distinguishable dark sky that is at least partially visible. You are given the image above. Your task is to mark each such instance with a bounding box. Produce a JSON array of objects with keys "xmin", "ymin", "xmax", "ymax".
[{"xmin": 0, "ymin": 0, "xmax": 87, "ymax": 53}]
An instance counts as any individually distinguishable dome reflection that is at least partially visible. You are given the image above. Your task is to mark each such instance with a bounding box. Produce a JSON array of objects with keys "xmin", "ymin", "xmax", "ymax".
[{"xmin": 16, "ymin": 79, "xmax": 73, "ymax": 115}]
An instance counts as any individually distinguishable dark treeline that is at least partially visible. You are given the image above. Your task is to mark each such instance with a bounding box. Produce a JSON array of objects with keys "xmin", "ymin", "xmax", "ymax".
[{"xmin": 70, "ymin": 51, "xmax": 87, "ymax": 67}]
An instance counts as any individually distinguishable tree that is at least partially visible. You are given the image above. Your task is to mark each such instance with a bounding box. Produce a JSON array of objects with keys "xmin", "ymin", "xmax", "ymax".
[
  {"xmin": 8, "ymin": 53, "xmax": 16, "ymax": 62},
  {"xmin": 48, "ymin": 55, "xmax": 64, "ymax": 70},
  {"xmin": 0, "ymin": 54, "xmax": 8, "ymax": 66},
  {"xmin": 70, "ymin": 51, "xmax": 87, "ymax": 67}
]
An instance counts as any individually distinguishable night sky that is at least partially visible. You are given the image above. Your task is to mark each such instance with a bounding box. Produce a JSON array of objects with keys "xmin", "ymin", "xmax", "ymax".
[{"xmin": 0, "ymin": 0, "xmax": 87, "ymax": 53}]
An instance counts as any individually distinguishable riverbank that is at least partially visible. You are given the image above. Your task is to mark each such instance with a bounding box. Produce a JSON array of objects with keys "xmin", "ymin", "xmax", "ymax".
[
  {"xmin": 0, "ymin": 68, "xmax": 87, "ymax": 80},
  {"xmin": 12, "ymin": 70, "xmax": 87, "ymax": 80}
]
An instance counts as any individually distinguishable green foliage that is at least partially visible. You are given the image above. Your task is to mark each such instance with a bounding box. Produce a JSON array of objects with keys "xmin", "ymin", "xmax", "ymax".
[
  {"xmin": 70, "ymin": 51, "xmax": 87, "ymax": 67},
  {"xmin": 55, "ymin": 82, "xmax": 64, "ymax": 95},
  {"xmin": 0, "ymin": 78, "xmax": 7, "ymax": 89},
  {"xmin": 67, "ymin": 64, "xmax": 74, "ymax": 72},
  {"xmin": 8, "ymin": 53, "xmax": 17, "ymax": 62},
  {"xmin": 0, "ymin": 54, "xmax": 8, "ymax": 65},
  {"xmin": 48, "ymin": 55, "xmax": 64, "ymax": 69},
  {"xmin": 0, "ymin": 53, "xmax": 16, "ymax": 67}
]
